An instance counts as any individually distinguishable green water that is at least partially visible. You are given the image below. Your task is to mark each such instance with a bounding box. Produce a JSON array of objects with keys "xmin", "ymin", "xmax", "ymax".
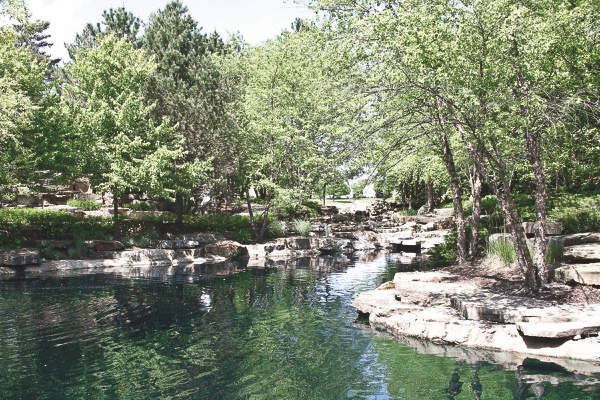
[{"xmin": 1, "ymin": 253, "xmax": 599, "ymax": 399}]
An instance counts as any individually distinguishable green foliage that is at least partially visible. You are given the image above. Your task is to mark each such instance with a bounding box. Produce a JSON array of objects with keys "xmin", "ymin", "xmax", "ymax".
[
  {"xmin": 480, "ymin": 195, "xmax": 498, "ymax": 215},
  {"xmin": 427, "ymin": 233, "xmax": 457, "ymax": 269},
  {"xmin": 123, "ymin": 202, "xmax": 152, "ymax": 211},
  {"xmin": 66, "ymin": 6, "xmax": 142, "ymax": 59},
  {"xmin": 181, "ymin": 214, "xmax": 251, "ymax": 233},
  {"xmin": 292, "ymin": 219, "xmax": 312, "ymax": 237},
  {"xmin": 0, "ymin": 208, "xmax": 112, "ymax": 248},
  {"xmin": 123, "ymin": 230, "xmax": 159, "ymax": 248},
  {"xmin": 400, "ymin": 209, "xmax": 417, "ymax": 216},
  {"xmin": 271, "ymin": 197, "xmax": 321, "ymax": 220},
  {"xmin": 549, "ymin": 194, "xmax": 600, "ymax": 234},
  {"xmin": 67, "ymin": 199, "xmax": 102, "ymax": 211},
  {"xmin": 234, "ymin": 228, "xmax": 253, "ymax": 244},
  {"xmin": 267, "ymin": 220, "xmax": 288, "ymax": 238},
  {"xmin": 486, "ymin": 238, "xmax": 516, "ymax": 265}
]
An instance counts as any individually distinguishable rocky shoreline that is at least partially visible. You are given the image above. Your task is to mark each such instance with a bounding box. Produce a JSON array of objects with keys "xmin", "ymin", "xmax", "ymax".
[{"xmin": 353, "ymin": 269, "xmax": 600, "ymax": 367}]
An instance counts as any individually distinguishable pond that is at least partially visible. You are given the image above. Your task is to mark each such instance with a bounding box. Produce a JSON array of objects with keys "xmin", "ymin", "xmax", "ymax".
[{"xmin": 1, "ymin": 252, "xmax": 599, "ymax": 399}]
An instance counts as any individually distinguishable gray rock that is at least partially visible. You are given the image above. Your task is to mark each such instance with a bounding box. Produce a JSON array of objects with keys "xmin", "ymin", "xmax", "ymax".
[
  {"xmin": 555, "ymin": 263, "xmax": 600, "ymax": 285},
  {"xmin": 0, "ymin": 249, "xmax": 40, "ymax": 266},
  {"xmin": 450, "ymin": 293, "xmax": 552, "ymax": 324},
  {"xmin": 89, "ymin": 240, "xmax": 125, "ymax": 252},
  {"xmin": 517, "ymin": 321, "xmax": 600, "ymax": 338},
  {"xmin": 564, "ymin": 243, "xmax": 600, "ymax": 262},
  {"xmin": 157, "ymin": 240, "xmax": 200, "ymax": 250},
  {"xmin": 522, "ymin": 221, "xmax": 563, "ymax": 236},
  {"xmin": 204, "ymin": 240, "xmax": 249, "ymax": 259}
]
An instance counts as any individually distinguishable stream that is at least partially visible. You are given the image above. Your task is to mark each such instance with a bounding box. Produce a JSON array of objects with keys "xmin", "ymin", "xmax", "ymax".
[{"xmin": 1, "ymin": 252, "xmax": 599, "ymax": 399}]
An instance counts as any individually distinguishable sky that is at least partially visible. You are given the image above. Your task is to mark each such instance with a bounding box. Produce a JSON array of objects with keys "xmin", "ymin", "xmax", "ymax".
[{"xmin": 26, "ymin": 0, "xmax": 314, "ymax": 62}]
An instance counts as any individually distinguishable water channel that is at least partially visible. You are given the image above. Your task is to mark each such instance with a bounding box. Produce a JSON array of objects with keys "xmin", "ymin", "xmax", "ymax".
[{"xmin": 1, "ymin": 252, "xmax": 599, "ymax": 399}]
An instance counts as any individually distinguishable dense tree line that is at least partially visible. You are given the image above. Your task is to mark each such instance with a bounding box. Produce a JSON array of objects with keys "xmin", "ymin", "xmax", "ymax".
[{"xmin": 1, "ymin": 0, "xmax": 598, "ymax": 291}]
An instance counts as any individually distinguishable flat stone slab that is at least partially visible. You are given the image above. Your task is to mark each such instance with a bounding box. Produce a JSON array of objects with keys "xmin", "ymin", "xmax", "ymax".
[
  {"xmin": 450, "ymin": 293, "xmax": 553, "ymax": 324},
  {"xmin": 394, "ymin": 271, "xmax": 479, "ymax": 306},
  {"xmin": 517, "ymin": 321, "xmax": 600, "ymax": 338},
  {"xmin": 555, "ymin": 263, "xmax": 600, "ymax": 285},
  {"xmin": 564, "ymin": 243, "xmax": 600, "ymax": 262}
]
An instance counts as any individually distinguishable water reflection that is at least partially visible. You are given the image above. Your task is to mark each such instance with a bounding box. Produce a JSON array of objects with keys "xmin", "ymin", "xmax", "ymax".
[{"xmin": 0, "ymin": 252, "xmax": 599, "ymax": 399}]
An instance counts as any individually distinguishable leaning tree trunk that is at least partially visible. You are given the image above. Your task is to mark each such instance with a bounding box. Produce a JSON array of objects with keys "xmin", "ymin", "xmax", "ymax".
[{"xmin": 495, "ymin": 178, "xmax": 537, "ymax": 291}]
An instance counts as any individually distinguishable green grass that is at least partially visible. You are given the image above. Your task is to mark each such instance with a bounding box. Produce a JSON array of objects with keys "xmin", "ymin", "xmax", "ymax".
[{"xmin": 67, "ymin": 199, "xmax": 102, "ymax": 211}]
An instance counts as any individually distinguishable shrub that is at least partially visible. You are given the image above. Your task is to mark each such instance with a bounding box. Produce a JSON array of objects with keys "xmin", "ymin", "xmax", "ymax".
[
  {"xmin": 292, "ymin": 219, "xmax": 312, "ymax": 237},
  {"xmin": 267, "ymin": 220, "xmax": 288, "ymax": 238},
  {"xmin": 480, "ymin": 195, "xmax": 498, "ymax": 215},
  {"xmin": 0, "ymin": 209, "xmax": 112, "ymax": 249},
  {"xmin": 234, "ymin": 228, "xmax": 253, "ymax": 244},
  {"xmin": 124, "ymin": 202, "xmax": 153, "ymax": 211},
  {"xmin": 427, "ymin": 232, "xmax": 457, "ymax": 268},
  {"xmin": 549, "ymin": 194, "xmax": 600, "ymax": 234},
  {"xmin": 486, "ymin": 238, "xmax": 516, "ymax": 265},
  {"xmin": 400, "ymin": 208, "xmax": 417, "ymax": 216},
  {"xmin": 67, "ymin": 199, "xmax": 102, "ymax": 211}
]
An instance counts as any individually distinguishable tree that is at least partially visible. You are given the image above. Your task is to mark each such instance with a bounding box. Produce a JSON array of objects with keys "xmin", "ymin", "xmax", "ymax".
[
  {"xmin": 66, "ymin": 6, "xmax": 141, "ymax": 59},
  {"xmin": 0, "ymin": 21, "xmax": 47, "ymax": 202},
  {"xmin": 142, "ymin": 1, "xmax": 234, "ymax": 218},
  {"xmin": 232, "ymin": 25, "xmax": 364, "ymax": 240},
  {"xmin": 61, "ymin": 36, "xmax": 193, "ymax": 238},
  {"xmin": 310, "ymin": 0, "xmax": 600, "ymax": 292}
]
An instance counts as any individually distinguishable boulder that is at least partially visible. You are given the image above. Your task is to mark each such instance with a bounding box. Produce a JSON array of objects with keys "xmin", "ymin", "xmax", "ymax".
[
  {"xmin": 157, "ymin": 240, "xmax": 200, "ymax": 250},
  {"xmin": 555, "ymin": 263, "xmax": 600, "ymax": 285},
  {"xmin": 0, "ymin": 249, "xmax": 40, "ymax": 266},
  {"xmin": 88, "ymin": 240, "xmax": 125, "ymax": 252},
  {"xmin": 522, "ymin": 221, "xmax": 563, "ymax": 237},
  {"xmin": 72, "ymin": 178, "xmax": 91, "ymax": 193},
  {"xmin": 204, "ymin": 240, "xmax": 249, "ymax": 259}
]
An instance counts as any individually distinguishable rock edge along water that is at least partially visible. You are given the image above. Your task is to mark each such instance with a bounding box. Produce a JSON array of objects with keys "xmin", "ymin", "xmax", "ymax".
[{"xmin": 353, "ymin": 271, "xmax": 600, "ymax": 366}]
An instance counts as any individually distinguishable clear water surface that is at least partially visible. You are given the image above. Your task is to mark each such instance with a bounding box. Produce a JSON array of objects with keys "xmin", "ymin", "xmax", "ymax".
[{"xmin": 1, "ymin": 252, "xmax": 599, "ymax": 399}]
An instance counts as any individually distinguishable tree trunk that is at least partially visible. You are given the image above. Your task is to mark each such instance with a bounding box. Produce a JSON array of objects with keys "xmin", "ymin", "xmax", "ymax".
[
  {"xmin": 322, "ymin": 183, "xmax": 327, "ymax": 206},
  {"xmin": 495, "ymin": 179, "xmax": 537, "ymax": 291},
  {"xmin": 113, "ymin": 195, "xmax": 120, "ymax": 240},
  {"xmin": 441, "ymin": 131, "xmax": 467, "ymax": 265},
  {"xmin": 175, "ymin": 192, "xmax": 184, "ymax": 227},
  {"xmin": 425, "ymin": 179, "xmax": 434, "ymax": 213},
  {"xmin": 526, "ymin": 129, "xmax": 548, "ymax": 288},
  {"xmin": 469, "ymin": 157, "xmax": 484, "ymax": 259},
  {"xmin": 245, "ymin": 187, "xmax": 259, "ymax": 241}
]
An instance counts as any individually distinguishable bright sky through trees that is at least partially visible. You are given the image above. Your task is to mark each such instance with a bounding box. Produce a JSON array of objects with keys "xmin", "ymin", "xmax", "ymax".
[{"xmin": 26, "ymin": 0, "xmax": 313, "ymax": 62}]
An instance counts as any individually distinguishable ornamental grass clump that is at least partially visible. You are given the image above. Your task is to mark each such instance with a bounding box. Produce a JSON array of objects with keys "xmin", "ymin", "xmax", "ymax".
[
  {"xmin": 267, "ymin": 220, "xmax": 288, "ymax": 238},
  {"xmin": 486, "ymin": 238, "xmax": 516, "ymax": 265},
  {"xmin": 292, "ymin": 219, "xmax": 312, "ymax": 237}
]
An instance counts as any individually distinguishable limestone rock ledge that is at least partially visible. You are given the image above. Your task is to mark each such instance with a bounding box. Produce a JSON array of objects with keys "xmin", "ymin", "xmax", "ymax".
[{"xmin": 353, "ymin": 271, "xmax": 600, "ymax": 365}]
